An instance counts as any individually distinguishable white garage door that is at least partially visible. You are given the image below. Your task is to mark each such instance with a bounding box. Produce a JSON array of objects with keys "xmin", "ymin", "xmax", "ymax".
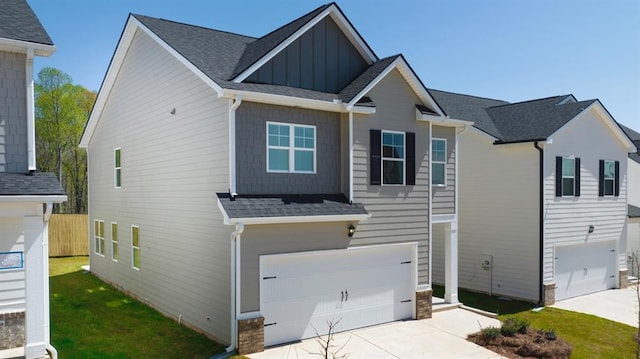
[
  {"xmin": 554, "ymin": 241, "xmax": 616, "ymax": 301},
  {"xmin": 260, "ymin": 244, "xmax": 415, "ymax": 347}
]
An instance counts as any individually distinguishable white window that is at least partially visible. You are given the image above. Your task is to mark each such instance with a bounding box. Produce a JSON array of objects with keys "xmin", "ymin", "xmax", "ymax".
[
  {"xmin": 562, "ymin": 157, "xmax": 575, "ymax": 197},
  {"xmin": 432, "ymin": 138, "xmax": 446, "ymax": 186},
  {"xmin": 111, "ymin": 222, "xmax": 118, "ymax": 262},
  {"xmin": 267, "ymin": 122, "xmax": 316, "ymax": 173},
  {"xmin": 114, "ymin": 148, "xmax": 121, "ymax": 188},
  {"xmin": 382, "ymin": 131, "xmax": 405, "ymax": 185},
  {"xmin": 603, "ymin": 160, "xmax": 615, "ymax": 196},
  {"xmin": 132, "ymin": 226, "xmax": 140, "ymax": 270},
  {"xmin": 94, "ymin": 220, "xmax": 105, "ymax": 256}
]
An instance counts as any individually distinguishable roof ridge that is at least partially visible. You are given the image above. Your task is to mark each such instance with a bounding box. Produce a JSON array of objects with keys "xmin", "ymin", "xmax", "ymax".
[
  {"xmin": 131, "ymin": 13, "xmax": 257, "ymax": 41},
  {"xmin": 487, "ymin": 94, "xmax": 571, "ymax": 109},
  {"xmin": 427, "ymin": 88, "xmax": 508, "ymax": 104},
  {"xmin": 248, "ymin": 3, "xmax": 332, "ymax": 44}
]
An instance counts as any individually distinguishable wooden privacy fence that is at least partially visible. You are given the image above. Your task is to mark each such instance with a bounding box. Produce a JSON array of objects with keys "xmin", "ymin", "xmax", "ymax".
[{"xmin": 48, "ymin": 214, "xmax": 89, "ymax": 257}]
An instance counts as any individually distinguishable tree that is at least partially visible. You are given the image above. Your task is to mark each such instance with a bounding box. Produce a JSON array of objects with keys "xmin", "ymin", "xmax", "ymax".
[{"xmin": 35, "ymin": 67, "xmax": 95, "ymax": 213}]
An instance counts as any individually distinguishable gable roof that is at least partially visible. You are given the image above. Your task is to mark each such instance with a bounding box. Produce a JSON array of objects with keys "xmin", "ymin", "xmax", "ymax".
[
  {"xmin": 620, "ymin": 123, "xmax": 640, "ymax": 163},
  {"xmin": 429, "ymin": 89, "xmax": 634, "ymax": 149},
  {"xmin": 0, "ymin": 0, "xmax": 55, "ymax": 56}
]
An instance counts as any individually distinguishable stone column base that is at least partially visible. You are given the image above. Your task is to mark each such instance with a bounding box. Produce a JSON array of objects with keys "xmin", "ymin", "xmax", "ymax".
[
  {"xmin": 416, "ymin": 289, "xmax": 432, "ymax": 319},
  {"xmin": 543, "ymin": 283, "xmax": 555, "ymax": 305},
  {"xmin": 619, "ymin": 270, "xmax": 628, "ymax": 289},
  {"xmin": 237, "ymin": 316, "xmax": 264, "ymax": 355},
  {"xmin": 0, "ymin": 310, "xmax": 25, "ymax": 350}
]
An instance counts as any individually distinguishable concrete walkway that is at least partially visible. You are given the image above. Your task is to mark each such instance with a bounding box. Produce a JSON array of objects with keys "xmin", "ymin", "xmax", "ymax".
[
  {"xmin": 249, "ymin": 309, "xmax": 505, "ymax": 359},
  {"xmin": 551, "ymin": 286, "xmax": 638, "ymax": 327}
]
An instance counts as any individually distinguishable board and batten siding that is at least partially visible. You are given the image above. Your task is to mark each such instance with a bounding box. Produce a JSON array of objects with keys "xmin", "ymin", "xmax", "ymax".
[
  {"xmin": 240, "ymin": 222, "xmax": 351, "ymax": 312},
  {"xmin": 351, "ymin": 69, "xmax": 431, "ymax": 286},
  {"xmin": 0, "ymin": 51, "xmax": 28, "ymax": 173},
  {"xmin": 457, "ymin": 129, "xmax": 540, "ymax": 300},
  {"xmin": 86, "ymin": 29, "xmax": 233, "ymax": 342},
  {"xmin": 431, "ymin": 125, "xmax": 456, "ymax": 215},
  {"xmin": 543, "ymin": 108, "xmax": 629, "ymax": 286}
]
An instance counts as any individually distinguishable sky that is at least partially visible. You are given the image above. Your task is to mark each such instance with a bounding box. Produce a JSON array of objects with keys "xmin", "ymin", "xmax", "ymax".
[{"xmin": 27, "ymin": 0, "xmax": 640, "ymax": 130}]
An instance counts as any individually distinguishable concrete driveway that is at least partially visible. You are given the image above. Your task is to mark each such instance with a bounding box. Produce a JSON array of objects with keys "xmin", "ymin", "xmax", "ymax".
[
  {"xmin": 249, "ymin": 309, "xmax": 505, "ymax": 359},
  {"xmin": 551, "ymin": 286, "xmax": 638, "ymax": 327}
]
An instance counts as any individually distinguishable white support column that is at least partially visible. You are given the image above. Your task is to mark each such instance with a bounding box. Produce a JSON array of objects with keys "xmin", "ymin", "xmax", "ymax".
[
  {"xmin": 23, "ymin": 215, "xmax": 47, "ymax": 359},
  {"xmin": 444, "ymin": 221, "xmax": 459, "ymax": 304}
]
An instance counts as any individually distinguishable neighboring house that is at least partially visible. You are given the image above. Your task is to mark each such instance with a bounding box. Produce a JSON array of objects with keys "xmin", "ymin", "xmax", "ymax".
[
  {"xmin": 430, "ymin": 90, "xmax": 636, "ymax": 305},
  {"xmin": 620, "ymin": 124, "xmax": 640, "ymax": 277},
  {"xmin": 0, "ymin": 1, "xmax": 66, "ymax": 358},
  {"xmin": 79, "ymin": 3, "xmax": 470, "ymax": 355}
]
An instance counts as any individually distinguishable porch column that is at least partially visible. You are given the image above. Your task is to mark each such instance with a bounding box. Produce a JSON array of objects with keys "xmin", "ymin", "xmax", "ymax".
[
  {"xmin": 444, "ymin": 222, "xmax": 459, "ymax": 304},
  {"xmin": 24, "ymin": 215, "xmax": 47, "ymax": 359}
]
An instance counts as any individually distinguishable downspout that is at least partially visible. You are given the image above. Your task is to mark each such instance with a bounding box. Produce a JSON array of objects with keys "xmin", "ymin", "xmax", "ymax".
[
  {"xmin": 534, "ymin": 141, "xmax": 544, "ymax": 305},
  {"xmin": 229, "ymin": 96, "xmax": 242, "ymax": 195},
  {"xmin": 428, "ymin": 121, "xmax": 433, "ymax": 286},
  {"xmin": 226, "ymin": 222, "xmax": 244, "ymax": 354},
  {"xmin": 348, "ymin": 111, "xmax": 354, "ymax": 203},
  {"xmin": 43, "ymin": 203, "xmax": 57, "ymax": 359},
  {"xmin": 26, "ymin": 47, "xmax": 36, "ymax": 172}
]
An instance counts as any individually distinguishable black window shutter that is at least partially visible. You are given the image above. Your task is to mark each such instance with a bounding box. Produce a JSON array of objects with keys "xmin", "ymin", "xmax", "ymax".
[
  {"xmin": 370, "ymin": 130, "xmax": 381, "ymax": 185},
  {"xmin": 555, "ymin": 156, "xmax": 562, "ymax": 197},
  {"xmin": 614, "ymin": 160, "xmax": 620, "ymax": 197},
  {"xmin": 574, "ymin": 157, "xmax": 581, "ymax": 197},
  {"xmin": 598, "ymin": 160, "xmax": 605, "ymax": 197},
  {"xmin": 406, "ymin": 132, "xmax": 415, "ymax": 185}
]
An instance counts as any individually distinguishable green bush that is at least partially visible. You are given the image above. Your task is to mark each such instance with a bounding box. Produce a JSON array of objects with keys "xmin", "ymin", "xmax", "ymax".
[
  {"xmin": 480, "ymin": 326, "xmax": 501, "ymax": 339},
  {"xmin": 501, "ymin": 316, "xmax": 530, "ymax": 336}
]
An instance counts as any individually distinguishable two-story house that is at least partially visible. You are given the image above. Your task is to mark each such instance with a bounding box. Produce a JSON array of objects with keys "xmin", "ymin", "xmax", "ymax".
[
  {"xmin": 430, "ymin": 89, "xmax": 636, "ymax": 305},
  {"xmin": 0, "ymin": 1, "xmax": 66, "ymax": 358},
  {"xmin": 620, "ymin": 124, "xmax": 640, "ymax": 277},
  {"xmin": 79, "ymin": 3, "xmax": 470, "ymax": 355}
]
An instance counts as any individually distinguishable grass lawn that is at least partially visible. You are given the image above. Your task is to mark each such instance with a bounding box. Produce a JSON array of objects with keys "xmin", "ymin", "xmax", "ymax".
[
  {"xmin": 433, "ymin": 285, "xmax": 637, "ymax": 358},
  {"xmin": 50, "ymin": 256, "xmax": 225, "ymax": 359}
]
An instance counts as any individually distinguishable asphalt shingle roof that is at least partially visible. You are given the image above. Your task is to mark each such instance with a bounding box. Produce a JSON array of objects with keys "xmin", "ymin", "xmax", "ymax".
[
  {"xmin": 217, "ymin": 193, "xmax": 368, "ymax": 219},
  {"xmin": 629, "ymin": 204, "xmax": 640, "ymax": 218},
  {"xmin": 0, "ymin": 172, "xmax": 64, "ymax": 196},
  {"xmin": 0, "ymin": 0, "xmax": 53, "ymax": 45},
  {"xmin": 620, "ymin": 124, "xmax": 640, "ymax": 163},
  {"xmin": 429, "ymin": 89, "xmax": 600, "ymax": 143},
  {"xmin": 339, "ymin": 55, "xmax": 399, "ymax": 103}
]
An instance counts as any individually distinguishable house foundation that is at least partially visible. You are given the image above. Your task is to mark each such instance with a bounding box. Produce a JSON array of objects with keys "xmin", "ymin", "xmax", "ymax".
[
  {"xmin": 0, "ymin": 310, "xmax": 25, "ymax": 350},
  {"xmin": 619, "ymin": 270, "xmax": 628, "ymax": 289},
  {"xmin": 237, "ymin": 316, "xmax": 264, "ymax": 355},
  {"xmin": 416, "ymin": 289, "xmax": 433, "ymax": 319},
  {"xmin": 543, "ymin": 283, "xmax": 555, "ymax": 305}
]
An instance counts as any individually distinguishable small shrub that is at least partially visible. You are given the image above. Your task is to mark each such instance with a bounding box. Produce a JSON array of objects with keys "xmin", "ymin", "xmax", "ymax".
[
  {"xmin": 544, "ymin": 328, "xmax": 556, "ymax": 341},
  {"xmin": 501, "ymin": 316, "xmax": 529, "ymax": 336},
  {"xmin": 480, "ymin": 326, "xmax": 500, "ymax": 339}
]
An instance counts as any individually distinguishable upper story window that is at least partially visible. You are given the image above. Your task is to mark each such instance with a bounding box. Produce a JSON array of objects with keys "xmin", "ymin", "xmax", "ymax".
[
  {"xmin": 431, "ymin": 138, "xmax": 446, "ymax": 186},
  {"xmin": 599, "ymin": 159, "xmax": 619, "ymax": 197},
  {"xmin": 114, "ymin": 148, "xmax": 122, "ymax": 188},
  {"xmin": 382, "ymin": 131, "xmax": 405, "ymax": 185},
  {"xmin": 267, "ymin": 122, "xmax": 316, "ymax": 173},
  {"xmin": 555, "ymin": 156, "xmax": 580, "ymax": 197}
]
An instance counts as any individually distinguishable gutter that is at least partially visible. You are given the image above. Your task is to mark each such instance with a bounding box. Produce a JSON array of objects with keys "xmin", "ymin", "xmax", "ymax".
[
  {"xmin": 26, "ymin": 48, "xmax": 36, "ymax": 172},
  {"xmin": 225, "ymin": 222, "xmax": 244, "ymax": 355},
  {"xmin": 43, "ymin": 203, "xmax": 57, "ymax": 359},
  {"xmin": 533, "ymin": 141, "xmax": 544, "ymax": 305},
  {"xmin": 349, "ymin": 111, "xmax": 354, "ymax": 203},
  {"xmin": 229, "ymin": 96, "xmax": 242, "ymax": 195}
]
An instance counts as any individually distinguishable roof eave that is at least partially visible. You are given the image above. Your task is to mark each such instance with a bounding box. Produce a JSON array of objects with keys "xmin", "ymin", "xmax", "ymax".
[
  {"xmin": 416, "ymin": 111, "xmax": 472, "ymax": 127},
  {"xmin": 493, "ymin": 138, "xmax": 547, "ymax": 145},
  {"xmin": 0, "ymin": 195, "xmax": 67, "ymax": 203},
  {"xmin": 0, "ymin": 37, "xmax": 55, "ymax": 56},
  {"xmin": 226, "ymin": 213, "xmax": 371, "ymax": 225}
]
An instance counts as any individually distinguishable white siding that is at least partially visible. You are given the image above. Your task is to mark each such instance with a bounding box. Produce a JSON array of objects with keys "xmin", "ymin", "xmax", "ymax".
[
  {"xmin": 87, "ymin": 30, "xmax": 232, "ymax": 342},
  {"xmin": 628, "ymin": 159, "xmax": 640, "ymax": 207},
  {"xmin": 628, "ymin": 218, "xmax": 640, "ymax": 277},
  {"xmin": 431, "ymin": 126, "xmax": 456, "ymax": 215},
  {"xmin": 352, "ymin": 69, "xmax": 431, "ymax": 286},
  {"xmin": 627, "ymin": 159, "xmax": 640, "ymax": 276},
  {"xmin": 543, "ymin": 107, "xmax": 628, "ymax": 286},
  {"xmin": 457, "ymin": 129, "xmax": 540, "ymax": 300}
]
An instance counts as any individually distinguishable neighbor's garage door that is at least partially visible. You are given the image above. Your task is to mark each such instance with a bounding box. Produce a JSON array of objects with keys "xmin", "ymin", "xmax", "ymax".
[
  {"xmin": 260, "ymin": 244, "xmax": 415, "ymax": 346},
  {"xmin": 554, "ymin": 240, "xmax": 616, "ymax": 301}
]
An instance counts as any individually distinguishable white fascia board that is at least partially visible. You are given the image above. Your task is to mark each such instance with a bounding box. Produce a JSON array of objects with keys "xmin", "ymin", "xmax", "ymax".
[
  {"xmin": 227, "ymin": 213, "xmax": 371, "ymax": 225},
  {"xmin": 432, "ymin": 214, "xmax": 457, "ymax": 224},
  {"xmin": 0, "ymin": 195, "xmax": 67, "ymax": 203},
  {"xmin": 80, "ymin": 16, "xmax": 223, "ymax": 147},
  {"xmin": 0, "ymin": 37, "xmax": 55, "ymax": 57},
  {"xmin": 548, "ymin": 101, "xmax": 637, "ymax": 152},
  {"xmin": 415, "ymin": 111, "xmax": 474, "ymax": 127},
  {"xmin": 233, "ymin": 4, "xmax": 376, "ymax": 83},
  {"xmin": 216, "ymin": 198, "xmax": 232, "ymax": 225}
]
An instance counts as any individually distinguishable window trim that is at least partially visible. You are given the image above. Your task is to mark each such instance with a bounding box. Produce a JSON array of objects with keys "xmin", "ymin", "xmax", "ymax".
[
  {"xmin": 603, "ymin": 159, "xmax": 615, "ymax": 197},
  {"xmin": 431, "ymin": 138, "xmax": 447, "ymax": 187},
  {"xmin": 266, "ymin": 121, "xmax": 317, "ymax": 174},
  {"xmin": 561, "ymin": 157, "xmax": 576, "ymax": 197},
  {"xmin": 94, "ymin": 219, "xmax": 105, "ymax": 257},
  {"xmin": 381, "ymin": 130, "xmax": 406, "ymax": 186},
  {"xmin": 111, "ymin": 222, "xmax": 118, "ymax": 262},
  {"xmin": 114, "ymin": 148, "xmax": 121, "ymax": 189},
  {"xmin": 131, "ymin": 225, "xmax": 140, "ymax": 271}
]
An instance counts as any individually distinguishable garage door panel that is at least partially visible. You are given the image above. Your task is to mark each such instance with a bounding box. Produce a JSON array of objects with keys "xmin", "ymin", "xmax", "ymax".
[
  {"xmin": 261, "ymin": 244, "xmax": 415, "ymax": 347},
  {"xmin": 554, "ymin": 241, "xmax": 616, "ymax": 301}
]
